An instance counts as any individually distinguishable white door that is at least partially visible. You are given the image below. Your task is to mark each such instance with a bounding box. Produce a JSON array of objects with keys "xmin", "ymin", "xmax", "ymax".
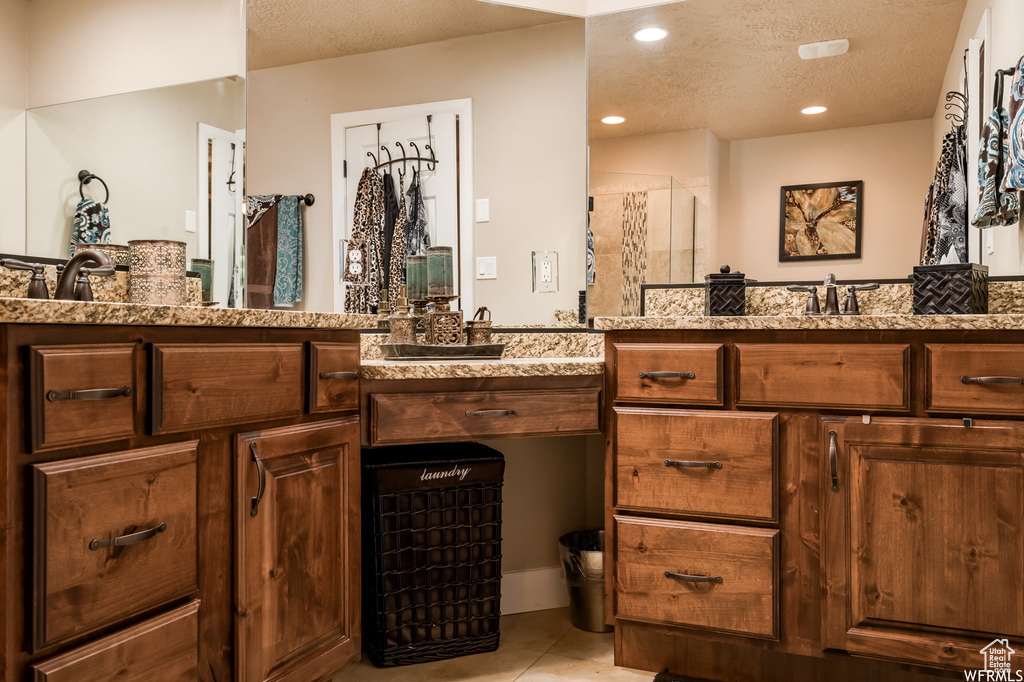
[
  {"xmin": 331, "ymin": 100, "xmax": 473, "ymax": 313},
  {"xmin": 197, "ymin": 123, "xmax": 242, "ymax": 306}
]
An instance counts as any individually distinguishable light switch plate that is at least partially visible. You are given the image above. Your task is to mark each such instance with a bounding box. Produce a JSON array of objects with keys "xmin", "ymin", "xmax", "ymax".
[
  {"xmin": 476, "ymin": 256, "xmax": 497, "ymax": 279},
  {"xmin": 532, "ymin": 251, "xmax": 558, "ymax": 293},
  {"xmin": 476, "ymin": 198, "xmax": 490, "ymax": 223},
  {"xmin": 185, "ymin": 209, "xmax": 197, "ymax": 233}
]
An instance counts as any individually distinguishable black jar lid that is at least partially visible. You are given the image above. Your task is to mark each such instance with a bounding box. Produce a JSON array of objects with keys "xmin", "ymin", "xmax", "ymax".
[{"xmin": 705, "ymin": 264, "xmax": 746, "ymax": 283}]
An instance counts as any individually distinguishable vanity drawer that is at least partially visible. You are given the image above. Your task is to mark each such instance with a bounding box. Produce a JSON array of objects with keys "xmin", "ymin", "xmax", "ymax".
[
  {"xmin": 31, "ymin": 442, "xmax": 198, "ymax": 650},
  {"xmin": 27, "ymin": 344, "xmax": 137, "ymax": 453},
  {"xmin": 308, "ymin": 341, "xmax": 359, "ymax": 413},
  {"xmin": 30, "ymin": 600, "xmax": 199, "ymax": 681},
  {"xmin": 927, "ymin": 344, "xmax": 1024, "ymax": 415},
  {"xmin": 614, "ymin": 408, "xmax": 777, "ymax": 522},
  {"xmin": 735, "ymin": 343, "xmax": 910, "ymax": 410},
  {"xmin": 615, "ymin": 516, "xmax": 778, "ymax": 639},
  {"xmin": 614, "ymin": 343, "xmax": 723, "ymax": 405},
  {"xmin": 371, "ymin": 388, "xmax": 601, "ymax": 445},
  {"xmin": 151, "ymin": 343, "xmax": 304, "ymax": 434}
]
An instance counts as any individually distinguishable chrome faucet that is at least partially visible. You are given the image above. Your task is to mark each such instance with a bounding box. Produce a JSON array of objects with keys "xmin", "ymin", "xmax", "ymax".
[{"xmin": 55, "ymin": 249, "xmax": 115, "ymax": 301}]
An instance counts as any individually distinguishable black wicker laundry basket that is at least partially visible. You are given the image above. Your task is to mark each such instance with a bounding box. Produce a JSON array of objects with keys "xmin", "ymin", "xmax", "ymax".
[{"xmin": 362, "ymin": 443, "xmax": 504, "ymax": 667}]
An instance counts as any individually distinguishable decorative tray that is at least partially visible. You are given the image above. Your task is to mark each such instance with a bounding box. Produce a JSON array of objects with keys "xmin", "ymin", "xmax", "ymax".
[{"xmin": 380, "ymin": 343, "xmax": 505, "ymax": 360}]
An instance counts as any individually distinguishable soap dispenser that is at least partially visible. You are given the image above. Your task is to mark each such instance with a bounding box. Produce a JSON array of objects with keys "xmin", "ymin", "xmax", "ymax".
[{"xmin": 388, "ymin": 286, "xmax": 417, "ymax": 345}]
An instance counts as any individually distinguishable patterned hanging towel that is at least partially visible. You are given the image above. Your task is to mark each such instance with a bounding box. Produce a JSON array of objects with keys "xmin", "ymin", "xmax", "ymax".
[
  {"xmin": 404, "ymin": 169, "xmax": 431, "ymax": 257},
  {"xmin": 971, "ymin": 107, "xmax": 1019, "ymax": 228},
  {"xmin": 932, "ymin": 125, "xmax": 969, "ymax": 264},
  {"xmin": 69, "ymin": 199, "xmax": 112, "ymax": 257},
  {"xmin": 1002, "ymin": 55, "xmax": 1024, "ymax": 191},
  {"xmin": 273, "ymin": 195, "xmax": 303, "ymax": 307}
]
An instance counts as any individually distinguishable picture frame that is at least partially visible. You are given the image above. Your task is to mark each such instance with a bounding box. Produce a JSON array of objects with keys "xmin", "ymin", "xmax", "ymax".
[{"xmin": 779, "ymin": 180, "xmax": 863, "ymax": 262}]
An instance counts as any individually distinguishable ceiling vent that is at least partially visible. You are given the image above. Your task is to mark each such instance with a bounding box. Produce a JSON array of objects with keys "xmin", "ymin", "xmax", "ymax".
[{"xmin": 798, "ymin": 38, "xmax": 850, "ymax": 60}]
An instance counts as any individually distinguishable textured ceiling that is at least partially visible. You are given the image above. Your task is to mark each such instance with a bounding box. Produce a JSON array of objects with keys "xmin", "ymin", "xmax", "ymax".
[
  {"xmin": 588, "ymin": 0, "xmax": 968, "ymax": 141},
  {"xmin": 247, "ymin": 0, "xmax": 571, "ymax": 70},
  {"xmin": 248, "ymin": 0, "xmax": 967, "ymax": 143}
]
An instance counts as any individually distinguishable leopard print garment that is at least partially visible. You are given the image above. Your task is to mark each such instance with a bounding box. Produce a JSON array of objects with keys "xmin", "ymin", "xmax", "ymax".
[
  {"xmin": 389, "ymin": 175, "xmax": 408, "ymax": 292},
  {"xmin": 345, "ymin": 168, "xmax": 384, "ymax": 314}
]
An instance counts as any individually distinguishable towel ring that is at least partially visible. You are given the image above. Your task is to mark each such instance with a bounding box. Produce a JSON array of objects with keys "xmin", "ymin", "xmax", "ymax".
[{"xmin": 78, "ymin": 170, "xmax": 109, "ymax": 204}]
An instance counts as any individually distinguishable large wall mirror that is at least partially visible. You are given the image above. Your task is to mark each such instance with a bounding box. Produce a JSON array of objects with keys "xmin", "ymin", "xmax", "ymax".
[
  {"xmin": 587, "ymin": 0, "xmax": 1022, "ymax": 317},
  {"xmin": 246, "ymin": 0, "xmax": 588, "ymax": 325},
  {"xmin": 4, "ymin": 0, "xmax": 246, "ymax": 305}
]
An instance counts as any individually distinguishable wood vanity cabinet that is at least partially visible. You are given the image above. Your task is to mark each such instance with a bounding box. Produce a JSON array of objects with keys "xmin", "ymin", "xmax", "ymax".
[
  {"xmin": 0, "ymin": 323, "xmax": 361, "ymax": 682},
  {"xmin": 605, "ymin": 329, "xmax": 1024, "ymax": 682}
]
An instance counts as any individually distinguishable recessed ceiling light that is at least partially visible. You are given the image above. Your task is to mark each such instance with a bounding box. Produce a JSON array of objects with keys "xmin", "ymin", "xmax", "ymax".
[
  {"xmin": 634, "ymin": 27, "xmax": 668, "ymax": 42},
  {"xmin": 802, "ymin": 106, "xmax": 828, "ymax": 115},
  {"xmin": 602, "ymin": 116, "xmax": 625, "ymax": 125}
]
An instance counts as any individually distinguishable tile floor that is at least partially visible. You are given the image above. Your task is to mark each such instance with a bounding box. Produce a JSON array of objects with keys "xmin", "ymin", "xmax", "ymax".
[{"xmin": 332, "ymin": 607, "xmax": 654, "ymax": 681}]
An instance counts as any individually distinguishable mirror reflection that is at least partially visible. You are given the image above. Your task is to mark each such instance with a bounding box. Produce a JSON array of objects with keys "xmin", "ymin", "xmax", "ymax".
[
  {"xmin": 246, "ymin": 0, "xmax": 587, "ymax": 324},
  {"xmin": 587, "ymin": 0, "xmax": 1021, "ymax": 311},
  {"xmin": 26, "ymin": 77, "xmax": 246, "ymax": 306}
]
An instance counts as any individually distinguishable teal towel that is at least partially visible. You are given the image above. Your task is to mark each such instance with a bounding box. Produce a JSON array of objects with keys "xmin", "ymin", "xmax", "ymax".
[{"xmin": 273, "ymin": 195, "xmax": 303, "ymax": 307}]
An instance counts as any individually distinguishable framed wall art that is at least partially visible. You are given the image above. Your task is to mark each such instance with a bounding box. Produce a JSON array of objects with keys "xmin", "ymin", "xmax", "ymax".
[{"xmin": 779, "ymin": 180, "xmax": 863, "ymax": 262}]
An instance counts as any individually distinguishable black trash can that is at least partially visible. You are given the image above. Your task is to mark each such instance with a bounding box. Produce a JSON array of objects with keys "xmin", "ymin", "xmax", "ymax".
[{"xmin": 362, "ymin": 443, "xmax": 505, "ymax": 666}]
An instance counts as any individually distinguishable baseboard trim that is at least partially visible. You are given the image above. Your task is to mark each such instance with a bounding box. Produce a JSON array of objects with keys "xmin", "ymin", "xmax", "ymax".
[{"xmin": 501, "ymin": 566, "xmax": 569, "ymax": 615}]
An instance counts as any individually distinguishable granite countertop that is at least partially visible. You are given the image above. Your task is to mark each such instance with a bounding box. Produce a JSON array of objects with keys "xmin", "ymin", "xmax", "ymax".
[
  {"xmin": 594, "ymin": 314, "xmax": 1024, "ymax": 331},
  {"xmin": 361, "ymin": 356, "xmax": 605, "ymax": 380},
  {"xmin": 0, "ymin": 297, "xmax": 375, "ymax": 329}
]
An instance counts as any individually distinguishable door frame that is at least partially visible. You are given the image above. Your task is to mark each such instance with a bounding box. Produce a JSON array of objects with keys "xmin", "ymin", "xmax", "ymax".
[{"xmin": 330, "ymin": 99, "xmax": 474, "ymax": 314}]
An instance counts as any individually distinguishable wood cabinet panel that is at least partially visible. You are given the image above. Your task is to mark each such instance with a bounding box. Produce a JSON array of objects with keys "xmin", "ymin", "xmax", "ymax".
[
  {"xmin": 370, "ymin": 388, "xmax": 600, "ymax": 445},
  {"xmin": 27, "ymin": 344, "xmax": 137, "ymax": 452},
  {"xmin": 735, "ymin": 343, "xmax": 910, "ymax": 410},
  {"xmin": 30, "ymin": 600, "xmax": 199, "ymax": 682},
  {"xmin": 822, "ymin": 418, "xmax": 1024, "ymax": 670},
  {"xmin": 235, "ymin": 417, "xmax": 360, "ymax": 682},
  {"xmin": 614, "ymin": 343, "xmax": 723, "ymax": 405},
  {"xmin": 927, "ymin": 344, "xmax": 1024, "ymax": 415},
  {"xmin": 151, "ymin": 343, "xmax": 304, "ymax": 434},
  {"xmin": 31, "ymin": 441, "xmax": 198, "ymax": 650},
  {"xmin": 615, "ymin": 516, "xmax": 778, "ymax": 639},
  {"xmin": 615, "ymin": 408, "xmax": 777, "ymax": 521},
  {"xmin": 308, "ymin": 342, "xmax": 359, "ymax": 413}
]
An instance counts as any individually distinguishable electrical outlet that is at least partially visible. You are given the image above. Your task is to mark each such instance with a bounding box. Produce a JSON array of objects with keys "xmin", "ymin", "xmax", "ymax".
[
  {"xmin": 476, "ymin": 256, "xmax": 497, "ymax": 279},
  {"xmin": 532, "ymin": 251, "xmax": 558, "ymax": 293},
  {"xmin": 476, "ymin": 198, "xmax": 490, "ymax": 223}
]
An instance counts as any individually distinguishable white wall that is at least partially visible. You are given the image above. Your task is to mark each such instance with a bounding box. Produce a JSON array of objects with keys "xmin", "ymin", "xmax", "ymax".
[
  {"xmin": 27, "ymin": 0, "xmax": 244, "ymax": 108},
  {"xmin": 934, "ymin": 0, "xmax": 1024, "ymax": 274},
  {"xmin": 719, "ymin": 120, "xmax": 934, "ymax": 282},
  {"xmin": 247, "ymin": 21, "xmax": 587, "ymax": 322},
  {"xmin": 26, "ymin": 78, "xmax": 244, "ymax": 260},
  {"xmin": 0, "ymin": 0, "xmax": 28, "ymax": 254}
]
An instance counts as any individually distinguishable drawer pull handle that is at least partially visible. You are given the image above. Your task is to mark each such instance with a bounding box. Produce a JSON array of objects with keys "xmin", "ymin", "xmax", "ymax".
[
  {"xmin": 829, "ymin": 430, "xmax": 839, "ymax": 493},
  {"xmin": 960, "ymin": 375, "xmax": 1023, "ymax": 385},
  {"xmin": 665, "ymin": 571, "xmax": 723, "ymax": 584},
  {"xmin": 466, "ymin": 409, "xmax": 519, "ymax": 417},
  {"xmin": 47, "ymin": 386, "xmax": 131, "ymax": 402},
  {"xmin": 250, "ymin": 441, "xmax": 266, "ymax": 518},
  {"xmin": 89, "ymin": 522, "xmax": 166, "ymax": 551},
  {"xmin": 319, "ymin": 371, "xmax": 358, "ymax": 380},
  {"xmin": 664, "ymin": 459, "xmax": 722, "ymax": 469},
  {"xmin": 638, "ymin": 371, "xmax": 695, "ymax": 379}
]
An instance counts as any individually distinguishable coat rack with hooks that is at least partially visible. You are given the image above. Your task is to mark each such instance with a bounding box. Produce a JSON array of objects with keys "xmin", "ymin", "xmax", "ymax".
[{"xmin": 364, "ymin": 117, "xmax": 440, "ymax": 174}]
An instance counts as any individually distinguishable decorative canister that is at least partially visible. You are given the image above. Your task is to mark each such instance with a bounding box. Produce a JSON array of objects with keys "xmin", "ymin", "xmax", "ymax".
[
  {"xmin": 129, "ymin": 240, "xmax": 187, "ymax": 305},
  {"xmin": 75, "ymin": 242, "xmax": 129, "ymax": 267},
  {"xmin": 704, "ymin": 264, "xmax": 747, "ymax": 316},
  {"xmin": 466, "ymin": 307, "xmax": 492, "ymax": 345},
  {"xmin": 912, "ymin": 263, "xmax": 988, "ymax": 314},
  {"xmin": 388, "ymin": 287, "xmax": 418, "ymax": 345}
]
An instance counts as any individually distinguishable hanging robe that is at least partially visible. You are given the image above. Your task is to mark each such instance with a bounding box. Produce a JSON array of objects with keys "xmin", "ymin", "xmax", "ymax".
[{"xmin": 345, "ymin": 168, "xmax": 385, "ymax": 314}]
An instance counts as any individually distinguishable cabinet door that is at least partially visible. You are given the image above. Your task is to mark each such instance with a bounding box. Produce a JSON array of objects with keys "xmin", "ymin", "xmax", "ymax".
[
  {"xmin": 822, "ymin": 418, "xmax": 1024, "ymax": 671},
  {"xmin": 235, "ymin": 417, "xmax": 360, "ymax": 682}
]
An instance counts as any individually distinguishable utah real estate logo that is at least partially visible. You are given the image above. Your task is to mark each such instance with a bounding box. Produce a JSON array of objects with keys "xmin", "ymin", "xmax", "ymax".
[{"xmin": 965, "ymin": 639, "xmax": 1023, "ymax": 681}]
